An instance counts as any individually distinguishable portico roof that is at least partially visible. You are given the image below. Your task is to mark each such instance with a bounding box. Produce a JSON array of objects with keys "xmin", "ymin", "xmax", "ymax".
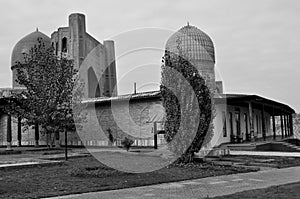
[
  {"xmin": 84, "ymin": 91, "xmax": 295, "ymax": 116},
  {"xmin": 216, "ymin": 94, "xmax": 295, "ymax": 115}
]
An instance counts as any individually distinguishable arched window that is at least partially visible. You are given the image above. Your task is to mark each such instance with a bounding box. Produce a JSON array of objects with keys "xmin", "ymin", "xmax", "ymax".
[
  {"xmin": 88, "ymin": 67, "xmax": 101, "ymax": 98},
  {"xmin": 61, "ymin": 37, "xmax": 67, "ymax": 53},
  {"xmin": 55, "ymin": 42, "xmax": 58, "ymax": 55}
]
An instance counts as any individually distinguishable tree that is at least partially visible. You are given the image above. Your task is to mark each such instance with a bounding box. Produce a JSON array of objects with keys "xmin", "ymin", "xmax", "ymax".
[
  {"xmin": 160, "ymin": 49, "xmax": 213, "ymax": 163},
  {"xmin": 9, "ymin": 38, "xmax": 85, "ymax": 152}
]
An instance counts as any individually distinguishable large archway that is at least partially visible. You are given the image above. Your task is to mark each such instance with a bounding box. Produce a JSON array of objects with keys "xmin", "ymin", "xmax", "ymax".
[{"xmin": 87, "ymin": 67, "xmax": 101, "ymax": 98}]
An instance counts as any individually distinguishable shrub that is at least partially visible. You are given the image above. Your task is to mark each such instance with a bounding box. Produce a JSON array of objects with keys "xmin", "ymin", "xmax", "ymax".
[
  {"xmin": 121, "ymin": 137, "xmax": 134, "ymax": 151},
  {"xmin": 107, "ymin": 128, "xmax": 114, "ymax": 146}
]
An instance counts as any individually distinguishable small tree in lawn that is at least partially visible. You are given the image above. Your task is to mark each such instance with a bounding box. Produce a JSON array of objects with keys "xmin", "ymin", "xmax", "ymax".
[
  {"xmin": 160, "ymin": 48, "xmax": 213, "ymax": 164},
  {"xmin": 9, "ymin": 38, "xmax": 85, "ymax": 153}
]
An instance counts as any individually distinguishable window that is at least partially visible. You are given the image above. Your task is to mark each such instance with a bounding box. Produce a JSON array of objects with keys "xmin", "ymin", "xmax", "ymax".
[
  {"xmin": 61, "ymin": 37, "xmax": 67, "ymax": 53},
  {"xmin": 87, "ymin": 67, "xmax": 101, "ymax": 98},
  {"xmin": 55, "ymin": 42, "xmax": 58, "ymax": 55},
  {"xmin": 222, "ymin": 112, "xmax": 227, "ymax": 137}
]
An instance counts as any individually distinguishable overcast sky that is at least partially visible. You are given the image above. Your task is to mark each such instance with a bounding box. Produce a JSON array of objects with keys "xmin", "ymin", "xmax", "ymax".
[{"xmin": 0, "ymin": 0, "xmax": 299, "ymax": 112}]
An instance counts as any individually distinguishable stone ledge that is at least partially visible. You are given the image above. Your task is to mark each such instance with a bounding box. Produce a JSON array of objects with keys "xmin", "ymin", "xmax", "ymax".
[{"xmin": 0, "ymin": 160, "xmax": 63, "ymax": 170}]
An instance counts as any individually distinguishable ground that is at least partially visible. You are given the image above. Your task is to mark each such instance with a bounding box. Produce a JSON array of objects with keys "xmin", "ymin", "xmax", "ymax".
[
  {"xmin": 1, "ymin": 148, "xmax": 300, "ymax": 199},
  {"xmin": 0, "ymin": 152, "xmax": 256, "ymax": 199},
  {"xmin": 212, "ymin": 182, "xmax": 300, "ymax": 199}
]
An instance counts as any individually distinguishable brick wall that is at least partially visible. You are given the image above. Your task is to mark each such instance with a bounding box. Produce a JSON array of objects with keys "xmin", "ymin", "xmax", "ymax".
[
  {"xmin": 0, "ymin": 97, "xmax": 164, "ymax": 147},
  {"xmin": 74, "ymin": 98, "xmax": 164, "ymax": 146}
]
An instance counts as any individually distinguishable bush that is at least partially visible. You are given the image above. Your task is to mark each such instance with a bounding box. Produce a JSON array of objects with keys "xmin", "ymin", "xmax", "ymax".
[{"xmin": 121, "ymin": 137, "xmax": 134, "ymax": 151}]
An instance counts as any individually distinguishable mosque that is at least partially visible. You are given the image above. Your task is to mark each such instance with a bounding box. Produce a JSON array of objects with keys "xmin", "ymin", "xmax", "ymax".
[{"xmin": 0, "ymin": 13, "xmax": 296, "ymax": 150}]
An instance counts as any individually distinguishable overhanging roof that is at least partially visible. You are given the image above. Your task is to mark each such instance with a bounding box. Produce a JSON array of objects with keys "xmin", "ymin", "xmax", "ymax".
[
  {"xmin": 216, "ymin": 94, "xmax": 295, "ymax": 115},
  {"xmin": 82, "ymin": 90, "xmax": 161, "ymax": 105},
  {"xmin": 49, "ymin": 90, "xmax": 297, "ymax": 116}
]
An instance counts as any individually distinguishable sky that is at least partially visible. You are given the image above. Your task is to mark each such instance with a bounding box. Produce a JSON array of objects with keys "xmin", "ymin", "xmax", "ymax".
[{"xmin": 0, "ymin": 0, "xmax": 300, "ymax": 112}]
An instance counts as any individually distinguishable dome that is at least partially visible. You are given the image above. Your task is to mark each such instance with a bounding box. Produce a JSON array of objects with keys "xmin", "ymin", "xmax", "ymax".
[
  {"xmin": 11, "ymin": 29, "xmax": 51, "ymax": 67},
  {"xmin": 165, "ymin": 24, "xmax": 215, "ymax": 63}
]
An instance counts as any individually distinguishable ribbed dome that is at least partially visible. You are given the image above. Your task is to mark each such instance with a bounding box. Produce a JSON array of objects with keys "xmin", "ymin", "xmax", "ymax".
[
  {"xmin": 165, "ymin": 24, "xmax": 215, "ymax": 63},
  {"xmin": 11, "ymin": 29, "xmax": 51, "ymax": 67}
]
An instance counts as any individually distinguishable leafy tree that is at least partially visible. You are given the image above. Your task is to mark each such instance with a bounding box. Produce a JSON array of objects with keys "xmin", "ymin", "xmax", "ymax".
[
  {"xmin": 9, "ymin": 38, "xmax": 85, "ymax": 148},
  {"xmin": 160, "ymin": 49, "xmax": 213, "ymax": 163}
]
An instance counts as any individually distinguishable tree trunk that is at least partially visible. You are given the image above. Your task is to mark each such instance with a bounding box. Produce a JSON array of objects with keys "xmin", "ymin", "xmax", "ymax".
[{"xmin": 64, "ymin": 127, "xmax": 68, "ymax": 161}]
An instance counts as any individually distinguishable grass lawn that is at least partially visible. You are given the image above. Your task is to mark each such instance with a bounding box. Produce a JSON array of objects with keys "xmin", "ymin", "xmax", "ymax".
[
  {"xmin": 0, "ymin": 155, "xmax": 258, "ymax": 199},
  {"xmin": 216, "ymin": 155, "xmax": 300, "ymax": 168},
  {"xmin": 212, "ymin": 182, "xmax": 300, "ymax": 199}
]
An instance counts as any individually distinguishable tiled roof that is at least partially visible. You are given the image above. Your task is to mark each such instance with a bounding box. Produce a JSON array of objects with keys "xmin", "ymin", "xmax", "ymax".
[{"xmin": 166, "ymin": 24, "xmax": 215, "ymax": 63}]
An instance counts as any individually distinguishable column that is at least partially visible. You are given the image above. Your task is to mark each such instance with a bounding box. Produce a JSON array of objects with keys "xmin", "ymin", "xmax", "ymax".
[
  {"xmin": 6, "ymin": 114, "xmax": 12, "ymax": 151},
  {"xmin": 35, "ymin": 121, "xmax": 39, "ymax": 147},
  {"xmin": 17, "ymin": 117, "xmax": 22, "ymax": 147},
  {"xmin": 289, "ymin": 114, "xmax": 294, "ymax": 136},
  {"xmin": 154, "ymin": 121, "xmax": 158, "ymax": 149},
  {"xmin": 284, "ymin": 115, "xmax": 287, "ymax": 138},
  {"xmin": 280, "ymin": 114, "xmax": 284, "ymax": 139},
  {"xmin": 287, "ymin": 115, "xmax": 290, "ymax": 136},
  {"xmin": 248, "ymin": 102, "xmax": 254, "ymax": 141},
  {"xmin": 272, "ymin": 114, "xmax": 276, "ymax": 140},
  {"xmin": 261, "ymin": 104, "xmax": 266, "ymax": 141}
]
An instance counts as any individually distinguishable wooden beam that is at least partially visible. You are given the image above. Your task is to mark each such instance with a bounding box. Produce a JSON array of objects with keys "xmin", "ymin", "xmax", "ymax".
[
  {"xmin": 272, "ymin": 113, "xmax": 276, "ymax": 140},
  {"xmin": 286, "ymin": 115, "xmax": 290, "ymax": 137},
  {"xmin": 154, "ymin": 121, "xmax": 157, "ymax": 149},
  {"xmin": 280, "ymin": 114, "xmax": 284, "ymax": 139},
  {"xmin": 6, "ymin": 114, "xmax": 12, "ymax": 150},
  {"xmin": 261, "ymin": 104, "xmax": 266, "ymax": 141},
  {"xmin": 290, "ymin": 114, "xmax": 294, "ymax": 136},
  {"xmin": 248, "ymin": 102, "xmax": 254, "ymax": 141},
  {"xmin": 35, "ymin": 121, "xmax": 39, "ymax": 147},
  {"xmin": 17, "ymin": 117, "xmax": 22, "ymax": 147},
  {"xmin": 284, "ymin": 115, "xmax": 287, "ymax": 138}
]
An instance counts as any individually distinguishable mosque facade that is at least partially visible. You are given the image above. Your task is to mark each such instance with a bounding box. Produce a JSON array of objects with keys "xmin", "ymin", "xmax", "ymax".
[
  {"xmin": 1, "ymin": 13, "xmax": 118, "ymax": 147},
  {"xmin": 0, "ymin": 13, "xmax": 296, "ymax": 150}
]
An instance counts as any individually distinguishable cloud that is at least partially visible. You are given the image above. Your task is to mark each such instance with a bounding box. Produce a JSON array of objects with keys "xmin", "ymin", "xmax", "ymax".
[{"xmin": 0, "ymin": 0, "xmax": 299, "ymax": 111}]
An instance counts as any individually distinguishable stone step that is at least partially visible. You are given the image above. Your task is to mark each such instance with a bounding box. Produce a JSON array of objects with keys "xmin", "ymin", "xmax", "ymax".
[{"xmin": 256, "ymin": 142, "xmax": 300, "ymax": 152}]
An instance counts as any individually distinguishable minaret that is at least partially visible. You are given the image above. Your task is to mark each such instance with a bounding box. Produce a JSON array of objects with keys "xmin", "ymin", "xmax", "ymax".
[
  {"xmin": 69, "ymin": 13, "xmax": 86, "ymax": 69},
  {"xmin": 104, "ymin": 40, "xmax": 118, "ymax": 97}
]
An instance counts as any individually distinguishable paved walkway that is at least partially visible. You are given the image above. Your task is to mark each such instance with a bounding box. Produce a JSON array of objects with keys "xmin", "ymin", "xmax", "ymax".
[
  {"xmin": 230, "ymin": 150, "xmax": 300, "ymax": 157},
  {"xmin": 46, "ymin": 166, "xmax": 300, "ymax": 199},
  {"xmin": 0, "ymin": 147, "xmax": 89, "ymax": 168}
]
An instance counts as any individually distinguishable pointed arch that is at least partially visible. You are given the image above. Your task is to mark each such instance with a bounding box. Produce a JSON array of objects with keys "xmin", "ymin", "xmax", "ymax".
[
  {"xmin": 88, "ymin": 67, "xmax": 101, "ymax": 98},
  {"xmin": 62, "ymin": 37, "xmax": 67, "ymax": 53}
]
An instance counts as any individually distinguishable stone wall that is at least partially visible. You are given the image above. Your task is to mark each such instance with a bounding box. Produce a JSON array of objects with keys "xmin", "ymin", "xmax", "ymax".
[
  {"xmin": 73, "ymin": 97, "xmax": 164, "ymax": 147},
  {"xmin": 0, "ymin": 114, "xmax": 47, "ymax": 146}
]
